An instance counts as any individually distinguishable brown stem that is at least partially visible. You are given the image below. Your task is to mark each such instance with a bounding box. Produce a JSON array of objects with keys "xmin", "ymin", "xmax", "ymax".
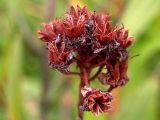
[
  {"xmin": 78, "ymin": 80, "xmax": 84, "ymax": 120},
  {"xmin": 80, "ymin": 66, "xmax": 90, "ymax": 87},
  {"xmin": 85, "ymin": 53, "xmax": 98, "ymax": 63},
  {"xmin": 129, "ymin": 54, "xmax": 140, "ymax": 60},
  {"xmin": 108, "ymin": 85, "xmax": 117, "ymax": 92},
  {"xmin": 89, "ymin": 66, "xmax": 104, "ymax": 81},
  {"xmin": 77, "ymin": 64, "xmax": 90, "ymax": 120},
  {"xmin": 91, "ymin": 60, "xmax": 106, "ymax": 68},
  {"xmin": 73, "ymin": 56, "xmax": 86, "ymax": 68}
]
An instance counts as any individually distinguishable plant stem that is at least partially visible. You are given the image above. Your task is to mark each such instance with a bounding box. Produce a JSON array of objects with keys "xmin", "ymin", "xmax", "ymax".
[
  {"xmin": 91, "ymin": 60, "xmax": 106, "ymax": 68},
  {"xmin": 78, "ymin": 81, "xmax": 84, "ymax": 120},
  {"xmin": 108, "ymin": 85, "xmax": 117, "ymax": 92},
  {"xmin": 89, "ymin": 66, "xmax": 104, "ymax": 81},
  {"xmin": 77, "ymin": 65, "xmax": 90, "ymax": 120},
  {"xmin": 63, "ymin": 72, "xmax": 80, "ymax": 76}
]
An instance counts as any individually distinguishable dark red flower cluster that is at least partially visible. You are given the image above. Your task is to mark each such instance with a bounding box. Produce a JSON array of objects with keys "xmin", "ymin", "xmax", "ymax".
[
  {"xmin": 38, "ymin": 5, "xmax": 133, "ymax": 118},
  {"xmin": 81, "ymin": 87, "xmax": 113, "ymax": 116}
]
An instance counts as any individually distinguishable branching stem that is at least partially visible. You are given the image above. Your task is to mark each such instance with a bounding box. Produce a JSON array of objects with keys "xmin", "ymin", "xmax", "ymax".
[
  {"xmin": 77, "ymin": 64, "xmax": 90, "ymax": 120},
  {"xmin": 62, "ymin": 72, "xmax": 80, "ymax": 76},
  {"xmin": 89, "ymin": 66, "xmax": 104, "ymax": 81}
]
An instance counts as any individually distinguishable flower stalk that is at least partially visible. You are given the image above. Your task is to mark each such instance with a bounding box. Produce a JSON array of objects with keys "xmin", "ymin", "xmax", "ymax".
[{"xmin": 38, "ymin": 5, "xmax": 134, "ymax": 119}]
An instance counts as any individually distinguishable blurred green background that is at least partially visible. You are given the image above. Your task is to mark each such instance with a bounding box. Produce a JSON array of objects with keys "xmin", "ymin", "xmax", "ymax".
[{"xmin": 0, "ymin": 0, "xmax": 160, "ymax": 120}]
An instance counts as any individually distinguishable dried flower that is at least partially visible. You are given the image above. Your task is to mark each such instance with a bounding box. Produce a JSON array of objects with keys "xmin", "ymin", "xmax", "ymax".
[
  {"xmin": 81, "ymin": 87, "xmax": 113, "ymax": 116},
  {"xmin": 114, "ymin": 26, "xmax": 133, "ymax": 48},
  {"xmin": 94, "ymin": 14, "xmax": 113, "ymax": 42},
  {"xmin": 63, "ymin": 6, "xmax": 93, "ymax": 38},
  {"xmin": 38, "ymin": 20, "xmax": 63, "ymax": 42},
  {"xmin": 38, "ymin": 5, "xmax": 134, "ymax": 119},
  {"xmin": 47, "ymin": 40, "xmax": 73, "ymax": 73},
  {"xmin": 98, "ymin": 47, "xmax": 129, "ymax": 88}
]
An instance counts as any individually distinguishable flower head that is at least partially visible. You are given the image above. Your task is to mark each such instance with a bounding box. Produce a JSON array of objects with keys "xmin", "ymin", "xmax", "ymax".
[
  {"xmin": 94, "ymin": 14, "xmax": 113, "ymax": 42},
  {"xmin": 38, "ymin": 5, "xmax": 134, "ymax": 117},
  {"xmin": 63, "ymin": 5, "xmax": 93, "ymax": 38},
  {"xmin": 114, "ymin": 26, "xmax": 133, "ymax": 48},
  {"xmin": 38, "ymin": 20, "xmax": 63, "ymax": 42},
  {"xmin": 47, "ymin": 40, "xmax": 72, "ymax": 72},
  {"xmin": 38, "ymin": 4, "xmax": 133, "ymax": 87},
  {"xmin": 81, "ymin": 87, "xmax": 113, "ymax": 116},
  {"xmin": 98, "ymin": 58, "xmax": 129, "ymax": 88}
]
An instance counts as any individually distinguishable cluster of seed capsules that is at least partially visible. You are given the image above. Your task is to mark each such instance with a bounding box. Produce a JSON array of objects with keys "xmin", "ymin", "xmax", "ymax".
[{"xmin": 38, "ymin": 5, "xmax": 133, "ymax": 116}]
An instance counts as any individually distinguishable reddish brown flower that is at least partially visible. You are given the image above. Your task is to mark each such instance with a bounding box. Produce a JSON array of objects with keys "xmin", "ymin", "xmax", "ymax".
[
  {"xmin": 114, "ymin": 26, "xmax": 134, "ymax": 48},
  {"xmin": 63, "ymin": 5, "xmax": 90, "ymax": 38},
  {"xmin": 38, "ymin": 20, "xmax": 63, "ymax": 42},
  {"xmin": 38, "ymin": 5, "xmax": 134, "ymax": 118},
  {"xmin": 47, "ymin": 41, "xmax": 72, "ymax": 72},
  {"xmin": 98, "ymin": 59, "xmax": 129, "ymax": 88},
  {"xmin": 81, "ymin": 87, "xmax": 113, "ymax": 116},
  {"xmin": 67, "ymin": 5, "xmax": 93, "ymax": 20},
  {"xmin": 94, "ymin": 14, "xmax": 113, "ymax": 42},
  {"xmin": 38, "ymin": 5, "xmax": 133, "ymax": 88}
]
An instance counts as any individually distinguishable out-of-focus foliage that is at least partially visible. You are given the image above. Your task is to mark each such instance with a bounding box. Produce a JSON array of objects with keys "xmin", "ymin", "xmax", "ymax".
[{"xmin": 0, "ymin": 0, "xmax": 160, "ymax": 120}]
